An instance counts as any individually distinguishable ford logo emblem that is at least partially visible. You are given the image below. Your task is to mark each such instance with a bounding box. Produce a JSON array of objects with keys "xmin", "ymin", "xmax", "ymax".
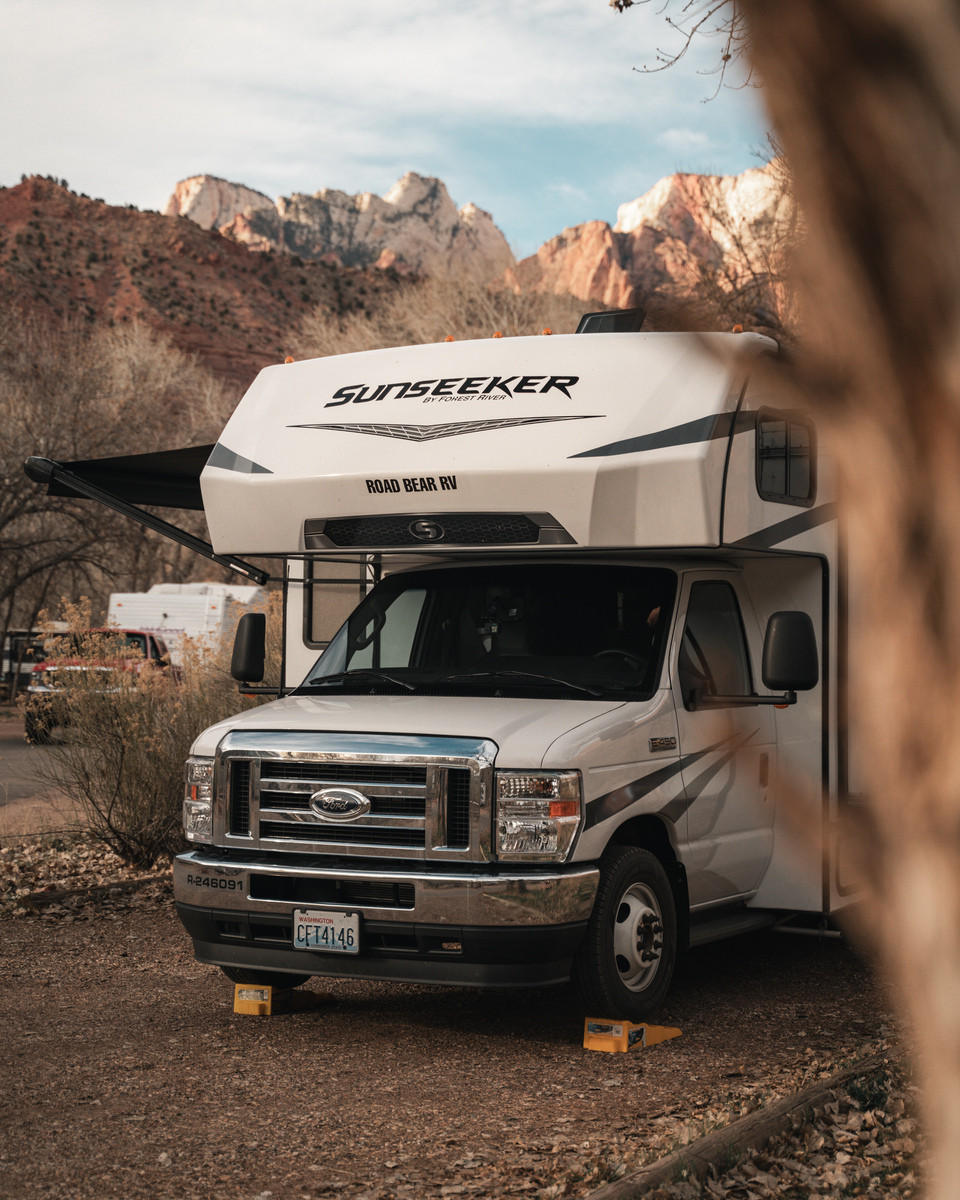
[
  {"xmin": 309, "ymin": 787, "xmax": 371, "ymax": 821},
  {"xmin": 410, "ymin": 519, "xmax": 444, "ymax": 542}
]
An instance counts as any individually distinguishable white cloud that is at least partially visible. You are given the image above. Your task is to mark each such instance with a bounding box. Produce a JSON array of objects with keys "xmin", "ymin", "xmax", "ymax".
[
  {"xmin": 1, "ymin": 0, "xmax": 768, "ymax": 250},
  {"xmin": 655, "ymin": 128, "xmax": 713, "ymax": 157}
]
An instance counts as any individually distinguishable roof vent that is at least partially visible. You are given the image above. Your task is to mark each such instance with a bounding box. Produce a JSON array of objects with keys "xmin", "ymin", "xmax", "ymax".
[{"xmin": 575, "ymin": 307, "xmax": 646, "ymax": 334}]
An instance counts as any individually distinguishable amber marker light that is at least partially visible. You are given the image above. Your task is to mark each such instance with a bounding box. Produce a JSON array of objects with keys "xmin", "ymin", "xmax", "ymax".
[{"xmin": 549, "ymin": 800, "xmax": 580, "ymax": 819}]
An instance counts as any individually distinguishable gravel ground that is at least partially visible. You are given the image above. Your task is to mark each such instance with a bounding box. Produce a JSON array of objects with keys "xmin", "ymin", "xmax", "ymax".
[{"xmin": 1, "ymin": 835, "xmax": 917, "ymax": 1200}]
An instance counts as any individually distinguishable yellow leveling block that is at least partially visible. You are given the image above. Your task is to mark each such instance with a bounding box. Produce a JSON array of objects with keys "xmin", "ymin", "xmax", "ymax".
[
  {"xmin": 232, "ymin": 984, "xmax": 328, "ymax": 1015},
  {"xmin": 234, "ymin": 984, "xmax": 284, "ymax": 1015},
  {"xmin": 583, "ymin": 1018, "xmax": 682, "ymax": 1053}
]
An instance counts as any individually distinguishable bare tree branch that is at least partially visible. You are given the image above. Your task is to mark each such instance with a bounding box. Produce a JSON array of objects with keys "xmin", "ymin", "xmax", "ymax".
[{"xmin": 611, "ymin": 0, "xmax": 754, "ymax": 94}]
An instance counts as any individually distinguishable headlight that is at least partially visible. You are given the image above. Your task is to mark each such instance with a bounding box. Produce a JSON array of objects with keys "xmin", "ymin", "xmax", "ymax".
[
  {"xmin": 496, "ymin": 771, "xmax": 581, "ymax": 861},
  {"xmin": 183, "ymin": 756, "xmax": 214, "ymax": 842}
]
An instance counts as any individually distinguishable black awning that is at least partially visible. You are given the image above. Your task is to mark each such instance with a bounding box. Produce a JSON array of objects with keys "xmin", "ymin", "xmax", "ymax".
[
  {"xmin": 23, "ymin": 445, "xmax": 270, "ymax": 585},
  {"xmin": 24, "ymin": 444, "xmax": 214, "ymax": 511}
]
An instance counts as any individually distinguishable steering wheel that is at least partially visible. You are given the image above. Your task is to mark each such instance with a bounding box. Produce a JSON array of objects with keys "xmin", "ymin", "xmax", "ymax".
[{"xmin": 593, "ymin": 648, "xmax": 646, "ymax": 671}]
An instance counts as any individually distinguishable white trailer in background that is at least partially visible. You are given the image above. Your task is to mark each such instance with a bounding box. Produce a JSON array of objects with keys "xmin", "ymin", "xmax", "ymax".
[
  {"xmin": 26, "ymin": 313, "xmax": 856, "ymax": 1019},
  {"xmin": 107, "ymin": 582, "xmax": 264, "ymax": 663}
]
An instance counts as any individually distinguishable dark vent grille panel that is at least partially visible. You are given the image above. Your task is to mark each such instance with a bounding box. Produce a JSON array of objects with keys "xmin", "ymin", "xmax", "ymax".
[
  {"xmin": 446, "ymin": 769, "xmax": 471, "ymax": 849},
  {"xmin": 259, "ymin": 822, "xmax": 425, "ymax": 847},
  {"xmin": 250, "ymin": 874, "xmax": 415, "ymax": 908},
  {"xmin": 229, "ymin": 760, "xmax": 251, "ymax": 835},
  {"xmin": 260, "ymin": 761, "xmax": 427, "ymax": 786},
  {"xmin": 317, "ymin": 513, "xmax": 541, "ymax": 548}
]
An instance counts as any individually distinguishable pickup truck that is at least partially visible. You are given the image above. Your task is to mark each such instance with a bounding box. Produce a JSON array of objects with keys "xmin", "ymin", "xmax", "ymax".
[{"xmin": 24, "ymin": 628, "xmax": 174, "ymax": 743}]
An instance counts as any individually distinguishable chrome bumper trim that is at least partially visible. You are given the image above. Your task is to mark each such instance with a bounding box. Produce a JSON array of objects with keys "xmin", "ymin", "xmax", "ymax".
[{"xmin": 174, "ymin": 850, "xmax": 598, "ymax": 927}]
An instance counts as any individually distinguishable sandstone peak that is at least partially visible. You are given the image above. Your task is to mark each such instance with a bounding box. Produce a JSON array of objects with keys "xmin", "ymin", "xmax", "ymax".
[
  {"xmin": 164, "ymin": 176, "xmax": 274, "ymax": 231},
  {"xmin": 166, "ymin": 171, "xmax": 514, "ymax": 280},
  {"xmin": 614, "ymin": 161, "xmax": 792, "ymax": 261},
  {"xmin": 507, "ymin": 159, "xmax": 793, "ymax": 334}
]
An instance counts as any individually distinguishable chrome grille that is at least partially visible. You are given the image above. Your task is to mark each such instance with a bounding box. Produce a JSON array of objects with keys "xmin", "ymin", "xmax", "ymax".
[{"xmin": 214, "ymin": 731, "xmax": 495, "ymax": 862}]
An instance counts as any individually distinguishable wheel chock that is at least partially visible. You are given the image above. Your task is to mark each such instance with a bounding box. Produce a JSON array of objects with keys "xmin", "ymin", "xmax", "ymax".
[
  {"xmin": 583, "ymin": 1018, "xmax": 682, "ymax": 1053},
  {"xmin": 232, "ymin": 984, "xmax": 328, "ymax": 1015},
  {"xmin": 233, "ymin": 984, "xmax": 286, "ymax": 1015}
]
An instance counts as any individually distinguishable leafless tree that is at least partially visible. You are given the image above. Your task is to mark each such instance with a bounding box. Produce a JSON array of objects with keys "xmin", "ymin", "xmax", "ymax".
[
  {"xmin": 611, "ymin": 0, "xmax": 752, "ymax": 94},
  {"xmin": 1, "ymin": 306, "xmax": 238, "ymax": 682}
]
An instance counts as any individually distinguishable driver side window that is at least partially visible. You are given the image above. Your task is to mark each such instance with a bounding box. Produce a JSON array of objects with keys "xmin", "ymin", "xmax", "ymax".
[{"xmin": 678, "ymin": 581, "xmax": 752, "ymax": 710}]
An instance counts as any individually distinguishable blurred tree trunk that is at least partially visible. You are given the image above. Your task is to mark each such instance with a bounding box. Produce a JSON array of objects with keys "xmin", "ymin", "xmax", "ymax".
[{"xmin": 738, "ymin": 2, "xmax": 960, "ymax": 1196}]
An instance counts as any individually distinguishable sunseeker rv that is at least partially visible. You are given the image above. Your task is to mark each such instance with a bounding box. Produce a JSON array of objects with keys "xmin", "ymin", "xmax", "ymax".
[{"xmin": 26, "ymin": 314, "xmax": 851, "ymax": 1018}]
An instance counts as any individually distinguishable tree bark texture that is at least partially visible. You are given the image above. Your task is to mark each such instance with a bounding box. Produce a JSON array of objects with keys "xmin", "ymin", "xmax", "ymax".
[{"xmin": 738, "ymin": 2, "xmax": 960, "ymax": 1195}]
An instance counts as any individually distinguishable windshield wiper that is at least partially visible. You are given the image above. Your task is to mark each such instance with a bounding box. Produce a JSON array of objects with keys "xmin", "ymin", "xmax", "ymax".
[
  {"xmin": 305, "ymin": 669, "xmax": 416, "ymax": 692},
  {"xmin": 441, "ymin": 669, "xmax": 604, "ymax": 699}
]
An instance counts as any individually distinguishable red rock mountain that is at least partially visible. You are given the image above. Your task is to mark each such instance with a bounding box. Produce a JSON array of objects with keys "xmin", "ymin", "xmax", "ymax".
[
  {"xmin": 1, "ymin": 163, "xmax": 790, "ymax": 394},
  {"xmin": 0, "ymin": 176, "xmax": 400, "ymax": 388},
  {"xmin": 507, "ymin": 161, "xmax": 793, "ymax": 326}
]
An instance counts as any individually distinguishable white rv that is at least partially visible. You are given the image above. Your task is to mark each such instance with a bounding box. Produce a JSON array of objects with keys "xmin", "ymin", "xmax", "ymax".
[
  {"xmin": 107, "ymin": 582, "xmax": 265, "ymax": 663},
  {"xmin": 26, "ymin": 316, "xmax": 852, "ymax": 1018}
]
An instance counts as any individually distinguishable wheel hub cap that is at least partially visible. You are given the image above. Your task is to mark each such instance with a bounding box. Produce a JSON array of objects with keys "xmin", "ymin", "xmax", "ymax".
[{"xmin": 613, "ymin": 882, "xmax": 664, "ymax": 992}]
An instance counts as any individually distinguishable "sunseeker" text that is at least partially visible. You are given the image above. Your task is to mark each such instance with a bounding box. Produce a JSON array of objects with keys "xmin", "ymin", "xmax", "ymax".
[{"xmin": 325, "ymin": 375, "xmax": 579, "ymax": 407}]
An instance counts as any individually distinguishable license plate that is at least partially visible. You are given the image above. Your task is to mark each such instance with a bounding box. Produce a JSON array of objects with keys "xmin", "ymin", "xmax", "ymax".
[{"xmin": 293, "ymin": 908, "xmax": 359, "ymax": 954}]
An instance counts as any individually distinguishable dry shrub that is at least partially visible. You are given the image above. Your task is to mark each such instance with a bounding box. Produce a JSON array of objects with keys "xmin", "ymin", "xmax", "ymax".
[
  {"xmin": 24, "ymin": 594, "xmax": 282, "ymax": 868},
  {"xmin": 293, "ymin": 274, "xmax": 587, "ymax": 358}
]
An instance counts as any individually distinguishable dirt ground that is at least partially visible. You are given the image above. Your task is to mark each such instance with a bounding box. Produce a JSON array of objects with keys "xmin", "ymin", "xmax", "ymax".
[
  {"xmin": 1, "ymin": 881, "xmax": 895, "ymax": 1200},
  {"xmin": 0, "ymin": 708, "xmax": 902, "ymax": 1200}
]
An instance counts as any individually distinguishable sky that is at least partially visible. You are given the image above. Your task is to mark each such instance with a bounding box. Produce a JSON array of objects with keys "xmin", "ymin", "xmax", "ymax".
[{"xmin": 1, "ymin": 0, "xmax": 769, "ymax": 259}]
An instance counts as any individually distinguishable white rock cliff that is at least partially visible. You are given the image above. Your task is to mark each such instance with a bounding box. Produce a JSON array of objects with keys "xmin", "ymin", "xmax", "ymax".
[
  {"xmin": 165, "ymin": 172, "xmax": 515, "ymax": 279},
  {"xmin": 506, "ymin": 160, "xmax": 794, "ymax": 318},
  {"xmin": 164, "ymin": 177, "xmax": 274, "ymax": 233}
]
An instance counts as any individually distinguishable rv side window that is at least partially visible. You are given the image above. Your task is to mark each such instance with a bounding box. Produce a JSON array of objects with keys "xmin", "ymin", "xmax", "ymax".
[
  {"xmin": 756, "ymin": 411, "xmax": 816, "ymax": 506},
  {"xmin": 679, "ymin": 581, "xmax": 753, "ymax": 710},
  {"xmin": 304, "ymin": 560, "xmax": 373, "ymax": 649}
]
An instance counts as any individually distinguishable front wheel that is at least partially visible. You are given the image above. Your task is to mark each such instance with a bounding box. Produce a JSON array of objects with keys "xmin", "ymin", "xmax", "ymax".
[
  {"xmin": 219, "ymin": 966, "xmax": 311, "ymax": 989},
  {"xmin": 572, "ymin": 846, "xmax": 677, "ymax": 1020}
]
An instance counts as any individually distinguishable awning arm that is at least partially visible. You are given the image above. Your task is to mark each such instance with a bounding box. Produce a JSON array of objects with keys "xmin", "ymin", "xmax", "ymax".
[{"xmin": 24, "ymin": 456, "xmax": 272, "ymax": 587}]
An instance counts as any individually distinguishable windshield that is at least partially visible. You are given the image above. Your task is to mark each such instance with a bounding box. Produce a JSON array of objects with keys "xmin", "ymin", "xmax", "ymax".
[{"xmin": 301, "ymin": 563, "xmax": 675, "ymax": 700}]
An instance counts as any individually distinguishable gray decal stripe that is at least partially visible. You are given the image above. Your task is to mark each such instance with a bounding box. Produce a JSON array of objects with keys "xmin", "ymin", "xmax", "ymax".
[
  {"xmin": 206, "ymin": 443, "xmax": 272, "ymax": 475},
  {"xmin": 290, "ymin": 415, "xmax": 601, "ymax": 442},
  {"xmin": 585, "ymin": 730, "xmax": 759, "ymax": 831},
  {"xmin": 730, "ymin": 502, "xmax": 837, "ymax": 550},
  {"xmin": 585, "ymin": 747, "xmax": 717, "ymax": 830},
  {"xmin": 659, "ymin": 732, "xmax": 758, "ymax": 823},
  {"xmin": 570, "ymin": 411, "xmax": 755, "ymax": 460}
]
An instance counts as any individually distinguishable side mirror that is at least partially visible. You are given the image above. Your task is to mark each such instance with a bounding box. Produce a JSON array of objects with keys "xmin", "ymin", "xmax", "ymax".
[
  {"xmin": 231, "ymin": 612, "xmax": 266, "ymax": 683},
  {"xmin": 762, "ymin": 611, "xmax": 819, "ymax": 693}
]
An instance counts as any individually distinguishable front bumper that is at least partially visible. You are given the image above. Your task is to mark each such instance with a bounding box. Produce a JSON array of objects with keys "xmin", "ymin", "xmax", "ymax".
[{"xmin": 173, "ymin": 849, "xmax": 599, "ymax": 987}]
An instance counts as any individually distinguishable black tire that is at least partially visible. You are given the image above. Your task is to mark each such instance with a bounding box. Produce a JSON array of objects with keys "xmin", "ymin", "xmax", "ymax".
[
  {"xmin": 24, "ymin": 707, "xmax": 51, "ymax": 745},
  {"xmin": 572, "ymin": 845, "xmax": 677, "ymax": 1020},
  {"xmin": 219, "ymin": 966, "xmax": 311, "ymax": 989}
]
